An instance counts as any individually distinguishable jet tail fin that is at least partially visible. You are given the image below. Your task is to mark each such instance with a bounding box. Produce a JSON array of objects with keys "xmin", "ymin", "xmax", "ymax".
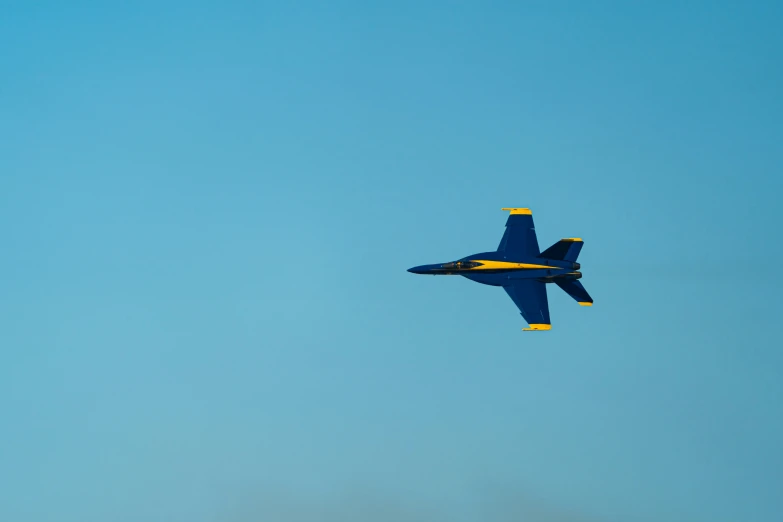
[
  {"xmin": 539, "ymin": 238, "xmax": 583, "ymax": 263},
  {"xmin": 555, "ymin": 279, "xmax": 593, "ymax": 306}
]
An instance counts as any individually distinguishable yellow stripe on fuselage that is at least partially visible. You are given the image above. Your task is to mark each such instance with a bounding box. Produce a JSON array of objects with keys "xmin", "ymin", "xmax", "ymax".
[{"xmin": 468, "ymin": 260, "xmax": 561, "ymax": 271}]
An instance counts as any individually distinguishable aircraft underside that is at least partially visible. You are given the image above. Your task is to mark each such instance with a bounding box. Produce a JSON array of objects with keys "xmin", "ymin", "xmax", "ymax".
[{"xmin": 407, "ymin": 208, "xmax": 592, "ymax": 331}]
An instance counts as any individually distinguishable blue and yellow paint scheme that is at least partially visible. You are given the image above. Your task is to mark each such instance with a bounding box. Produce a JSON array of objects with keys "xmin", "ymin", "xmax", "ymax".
[{"xmin": 407, "ymin": 208, "xmax": 593, "ymax": 331}]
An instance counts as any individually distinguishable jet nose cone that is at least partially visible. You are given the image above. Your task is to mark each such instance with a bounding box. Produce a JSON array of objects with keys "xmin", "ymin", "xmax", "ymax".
[{"xmin": 407, "ymin": 265, "xmax": 428, "ymax": 274}]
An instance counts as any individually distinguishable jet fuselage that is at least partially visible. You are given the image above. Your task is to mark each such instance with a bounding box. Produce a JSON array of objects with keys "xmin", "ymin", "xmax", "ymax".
[{"xmin": 407, "ymin": 251, "xmax": 581, "ymax": 287}]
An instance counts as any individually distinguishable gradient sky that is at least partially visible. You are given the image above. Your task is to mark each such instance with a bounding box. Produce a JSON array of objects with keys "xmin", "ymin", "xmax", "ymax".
[{"xmin": 1, "ymin": 2, "xmax": 782, "ymax": 521}]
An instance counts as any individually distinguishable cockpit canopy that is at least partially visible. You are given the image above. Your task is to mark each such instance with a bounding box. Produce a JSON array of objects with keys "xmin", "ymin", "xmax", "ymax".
[{"xmin": 441, "ymin": 260, "xmax": 482, "ymax": 270}]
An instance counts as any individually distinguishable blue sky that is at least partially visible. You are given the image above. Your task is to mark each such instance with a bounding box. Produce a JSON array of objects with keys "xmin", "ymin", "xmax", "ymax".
[{"xmin": 1, "ymin": 1, "xmax": 781, "ymax": 521}]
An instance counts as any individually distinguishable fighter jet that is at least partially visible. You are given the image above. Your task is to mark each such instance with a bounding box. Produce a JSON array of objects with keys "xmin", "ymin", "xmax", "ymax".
[{"xmin": 407, "ymin": 208, "xmax": 592, "ymax": 331}]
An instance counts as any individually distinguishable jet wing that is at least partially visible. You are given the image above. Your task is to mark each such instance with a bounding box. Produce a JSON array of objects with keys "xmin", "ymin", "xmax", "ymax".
[
  {"xmin": 497, "ymin": 208, "xmax": 540, "ymax": 258},
  {"xmin": 503, "ymin": 280, "xmax": 551, "ymax": 331}
]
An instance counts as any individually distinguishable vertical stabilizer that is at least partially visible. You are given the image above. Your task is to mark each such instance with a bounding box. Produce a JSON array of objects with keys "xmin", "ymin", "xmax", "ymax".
[{"xmin": 538, "ymin": 238, "xmax": 583, "ymax": 263}]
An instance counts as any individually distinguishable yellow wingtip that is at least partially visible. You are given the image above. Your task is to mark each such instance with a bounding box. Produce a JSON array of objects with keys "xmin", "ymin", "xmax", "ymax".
[
  {"xmin": 501, "ymin": 207, "xmax": 532, "ymax": 215},
  {"xmin": 578, "ymin": 302, "xmax": 593, "ymax": 306},
  {"xmin": 523, "ymin": 324, "xmax": 551, "ymax": 331},
  {"xmin": 562, "ymin": 238, "xmax": 583, "ymax": 242}
]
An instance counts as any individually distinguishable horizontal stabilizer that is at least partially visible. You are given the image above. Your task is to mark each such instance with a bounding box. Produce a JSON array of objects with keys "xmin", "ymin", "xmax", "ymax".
[
  {"xmin": 539, "ymin": 238, "xmax": 583, "ymax": 263},
  {"xmin": 555, "ymin": 279, "xmax": 593, "ymax": 306}
]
